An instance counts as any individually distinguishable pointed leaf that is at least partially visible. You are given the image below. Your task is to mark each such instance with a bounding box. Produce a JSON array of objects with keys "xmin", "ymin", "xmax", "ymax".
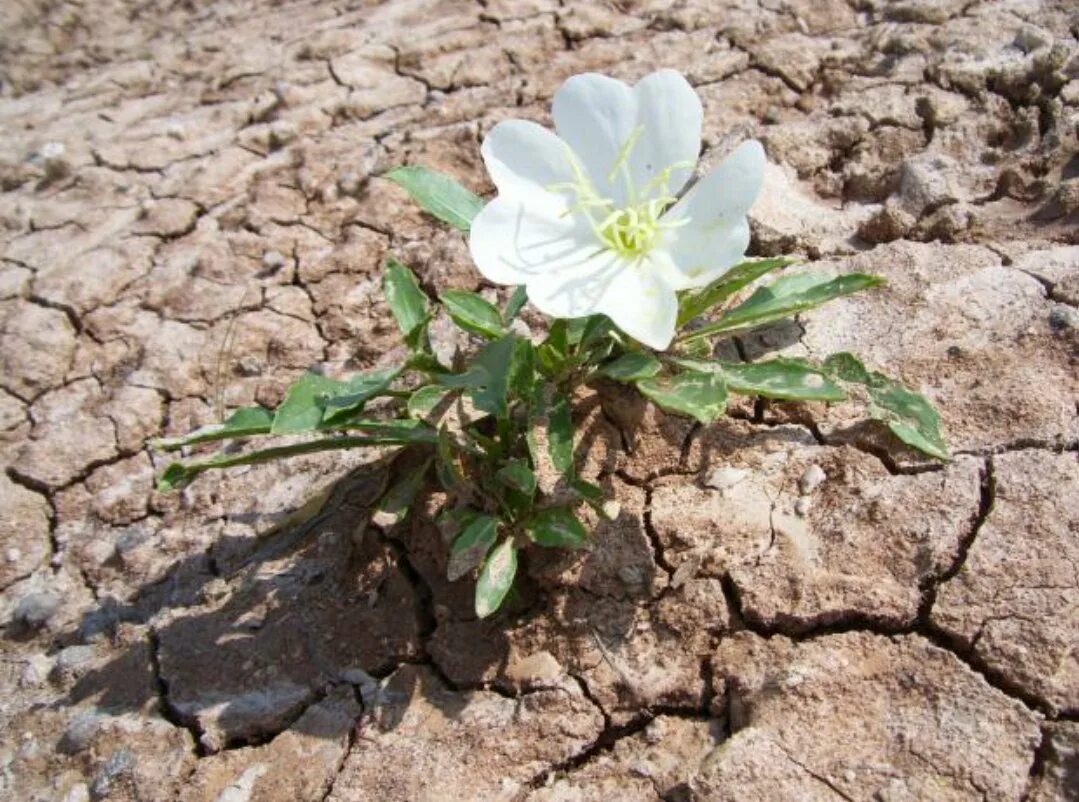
[
  {"xmin": 525, "ymin": 506, "xmax": 588, "ymax": 549},
  {"xmin": 321, "ymin": 367, "xmax": 401, "ymax": 424},
  {"xmin": 407, "ymin": 385, "xmax": 455, "ymax": 420},
  {"xmin": 637, "ymin": 371, "xmax": 728, "ymax": 424},
  {"xmin": 271, "ymin": 372, "xmax": 348, "ymax": 434},
  {"xmin": 448, "ymin": 514, "xmax": 499, "ymax": 581},
  {"xmin": 475, "ymin": 538, "xmax": 517, "ymax": 618},
  {"xmin": 678, "ymin": 257, "xmax": 795, "ymax": 326},
  {"xmin": 504, "ymin": 285, "xmax": 528, "ymax": 321},
  {"xmin": 383, "ymin": 257, "xmax": 430, "ymax": 347},
  {"xmin": 680, "ymin": 273, "xmax": 884, "ymax": 343},
  {"xmin": 375, "ymin": 458, "xmax": 432, "ymax": 528},
  {"xmin": 598, "ymin": 352, "xmax": 662, "ymax": 382},
  {"xmin": 440, "ymin": 290, "xmax": 506, "ymax": 339},
  {"xmin": 496, "ymin": 459, "xmax": 536, "ymax": 496},
  {"xmin": 468, "ymin": 334, "xmax": 517, "ymax": 418},
  {"xmin": 156, "ymin": 434, "xmax": 416, "ymax": 491},
  {"xmin": 386, "ymin": 165, "xmax": 484, "ymax": 232},
  {"xmin": 153, "ymin": 406, "xmax": 273, "ymax": 450},
  {"xmin": 671, "ymin": 357, "xmax": 846, "ymax": 402},
  {"xmin": 823, "ymin": 352, "xmax": 949, "ymax": 460}
]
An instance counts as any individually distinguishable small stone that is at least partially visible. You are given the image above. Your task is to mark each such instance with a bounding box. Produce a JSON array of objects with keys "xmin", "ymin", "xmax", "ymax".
[
  {"xmin": 261, "ymin": 250, "xmax": 287, "ymax": 271},
  {"xmin": 58, "ymin": 713, "xmax": 102, "ymax": 755},
  {"xmin": 337, "ymin": 170, "xmax": 362, "ymax": 197},
  {"xmin": 1014, "ymin": 26, "xmax": 1050, "ymax": 54},
  {"xmin": 13, "ymin": 591, "xmax": 61, "ymax": 629},
  {"xmin": 62, "ymin": 784, "xmax": 90, "ymax": 802},
  {"xmin": 704, "ymin": 467, "xmax": 749, "ymax": 493},
  {"xmin": 794, "ymin": 497, "xmax": 811, "ymax": 517},
  {"xmin": 799, "ymin": 464, "xmax": 827, "ymax": 495},
  {"xmin": 90, "ymin": 748, "xmax": 135, "ymax": 799},
  {"xmin": 1048, "ymin": 304, "xmax": 1078, "ymax": 331}
]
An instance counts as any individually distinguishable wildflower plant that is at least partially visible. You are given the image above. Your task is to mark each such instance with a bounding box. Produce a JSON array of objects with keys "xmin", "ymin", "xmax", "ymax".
[{"xmin": 156, "ymin": 70, "xmax": 948, "ymax": 618}]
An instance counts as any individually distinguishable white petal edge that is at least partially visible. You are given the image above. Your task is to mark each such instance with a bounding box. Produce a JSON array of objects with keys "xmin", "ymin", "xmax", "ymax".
[
  {"xmin": 652, "ymin": 218, "xmax": 751, "ymax": 291},
  {"xmin": 468, "ymin": 195, "xmax": 598, "ymax": 287},
  {"xmin": 627, "ymin": 69, "xmax": 702, "ymax": 203},
  {"xmin": 480, "ymin": 120, "xmax": 579, "ymax": 217},
  {"xmin": 551, "ymin": 72, "xmax": 638, "ymax": 208},
  {"xmin": 665, "ymin": 139, "xmax": 766, "ymax": 228}
]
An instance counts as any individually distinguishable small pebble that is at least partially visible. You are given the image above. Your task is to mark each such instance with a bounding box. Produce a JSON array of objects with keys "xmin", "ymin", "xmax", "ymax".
[
  {"xmin": 795, "ymin": 497, "xmax": 811, "ymax": 517},
  {"xmin": 705, "ymin": 467, "xmax": 748, "ymax": 493},
  {"xmin": 1048, "ymin": 304, "xmax": 1078, "ymax": 331},
  {"xmin": 799, "ymin": 464, "xmax": 827, "ymax": 495},
  {"xmin": 261, "ymin": 250, "xmax": 286, "ymax": 271},
  {"xmin": 14, "ymin": 591, "xmax": 61, "ymax": 629}
]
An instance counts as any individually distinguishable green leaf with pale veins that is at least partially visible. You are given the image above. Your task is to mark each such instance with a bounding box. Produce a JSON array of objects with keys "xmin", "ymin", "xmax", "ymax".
[
  {"xmin": 525, "ymin": 506, "xmax": 589, "ymax": 549},
  {"xmin": 597, "ymin": 352, "xmax": 662, "ymax": 382},
  {"xmin": 153, "ymin": 405, "xmax": 273, "ymax": 450},
  {"xmin": 637, "ymin": 370, "xmax": 728, "ymax": 424},
  {"xmin": 680, "ymin": 272, "xmax": 884, "ymax": 343},
  {"xmin": 386, "ymin": 165, "xmax": 484, "ymax": 232},
  {"xmin": 448, "ymin": 514, "xmax": 500, "ymax": 582},
  {"xmin": 677, "ymin": 257, "xmax": 796, "ymax": 326},
  {"xmin": 546, "ymin": 391, "xmax": 574, "ymax": 473},
  {"xmin": 475, "ymin": 538, "xmax": 517, "ymax": 618},
  {"xmin": 440, "ymin": 290, "xmax": 506, "ymax": 339},
  {"xmin": 671, "ymin": 357, "xmax": 846, "ymax": 402},
  {"xmin": 383, "ymin": 257, "xmax": 432, "ymax": 351},
  {"xmin": 823, "ymin": 352, "xmax": 949, "ymax": 460}
]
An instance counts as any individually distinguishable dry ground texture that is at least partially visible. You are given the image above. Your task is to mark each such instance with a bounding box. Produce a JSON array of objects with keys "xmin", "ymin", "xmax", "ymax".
[{"xmin": 0, "ymin": 0, "xmax": 1077, "ymax": 800}]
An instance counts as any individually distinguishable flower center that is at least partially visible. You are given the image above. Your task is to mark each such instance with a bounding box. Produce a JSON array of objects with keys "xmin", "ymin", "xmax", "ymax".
[
  {"xmin": 548, "ymin": 128, "xmax": 692, "ymax": 260},
  {"xmin": 596, "ymin": 201, "xmax": 666, "ymax": 257}
]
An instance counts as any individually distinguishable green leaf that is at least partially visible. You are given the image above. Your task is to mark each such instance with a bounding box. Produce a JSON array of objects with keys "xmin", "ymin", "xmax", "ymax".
[
  {"xmin": 637, "ymin": 370, "xmax": 728, "ymax": 424},
  {"xmin": 448, "ymin": 514, "xmax": 500, "ymax": 582},
  {"xmin": 155, "ymin": 434, "xmax": 418, "ymax": 491},
  {"xmin": 677, "ymin": 257, "xmax": 795, "ymax": 326},
  {"xmin": 823, "ymin": 352, "xmax": 949, "ymax": 460},
  {"xmin": 383, "ymin": 257, "xmax": 430, "ymax": 349},
  {"xmin": 435, "ymin": 426, "xmax": 467, "ymax": 493},
  {"xmin": 271, "ymin": 372, "xmax": 347, "ymax": 434},
  {"xmin": 671, "ymin": 357, "xmax": 846, "ymax": 402},
  {"xmin": 407, "ymin": 385, "xmax": 455, "ymax": 420},
  {"xmin": 509, "ymin": 337, "xmax": 536, "ymax": 399},
  {"xmin": 547, "ymin": 392, "xmax": 574, "ymax": 473},
  {"xmin": 536, "ymin": 319, "xmax": 569, "ymax": 377},
  {"xmin": 337, "ymin": 418, "xmax": 438, "ymax": 443},
  {"xmin": 525, "ymin": 506, "xmax": 589, "ymax": 549},
  {"xmin": 320, "ymin": 367, "xmax": 401, "ymax": 424},
  {"xmin": 468, "ymin": 334, "xmax": 517, "ymax": 418},
  {"xmin": 504, "ymin": 286, "xmax": 528, "ymax": 321},
  {"xmin": 496, "ymin": 458, "xmax": 536, "ymax": 496},
  {"xmin": 386, "ymin": 165, "xmax": 484, "ymax": 232},
  {"xmin": 375, "ymin": 458, "xmax": 432, "ymax": 527},
  {"xmin": 440, "ymin": 289, "xmax": 506, "ymax": 339},
  {"xmin": 598, "ymin": 352, "xmax": 662, "ymax": 382},
  {"xmin": 680, "ymin": 273, "xmax": 884, "ymax": 343},
  {"xmin": 475, "ymin": 538, "xmax": 517, "ymax": 618},
  {"xmin": 153, "ymin": 406, "xmax": 273, "ymax": 450}
]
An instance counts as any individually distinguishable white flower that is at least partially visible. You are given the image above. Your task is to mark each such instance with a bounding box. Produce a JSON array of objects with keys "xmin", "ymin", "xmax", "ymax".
[{"xmin": 468, "ymin": 69, "xmax": 766, "ymax": 350}]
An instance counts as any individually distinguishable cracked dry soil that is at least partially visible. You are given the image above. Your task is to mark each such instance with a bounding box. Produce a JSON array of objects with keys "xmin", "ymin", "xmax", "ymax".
[{"xmin": 0, "ymin": 1, "xmax": 1077, "ymax": 800}]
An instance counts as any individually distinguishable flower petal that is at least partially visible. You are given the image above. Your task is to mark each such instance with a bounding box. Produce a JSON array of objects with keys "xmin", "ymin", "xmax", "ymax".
[
  {"xmin": 597, "ymin": 262, "xmax": 678, "ymax": 350},
  {"xmin": 468, "ymin": 195, "xmax": 598, "ymax": 287},
  {"xmin": 658, "ymin": 140, "xmax": 765, "ymax": 287},
  {"xmin": 480, "ymin": 119, "xmax": 578, "ymax": 217},
  {"xmin": 627, "ymin": 69, "xmax": 702, "ymax": 202},
  {"xmin": 552, "ymin": 70, "xmax": 702, "ymax": 208},
  {"xmin": 551, "ymin": 73, "xmax": 637, "ymax": 207}
]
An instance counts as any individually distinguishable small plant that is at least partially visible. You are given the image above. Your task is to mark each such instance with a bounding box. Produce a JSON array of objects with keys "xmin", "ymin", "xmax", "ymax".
[{"xmin": 155, "ymin": 70, "xmax": 948, "ymax": 618}]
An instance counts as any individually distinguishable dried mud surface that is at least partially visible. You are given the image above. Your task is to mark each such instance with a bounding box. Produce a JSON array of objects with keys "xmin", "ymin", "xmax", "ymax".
[{"xmin": 1, "ymin": 1, "xmax": 1077, "ymax": 800}]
